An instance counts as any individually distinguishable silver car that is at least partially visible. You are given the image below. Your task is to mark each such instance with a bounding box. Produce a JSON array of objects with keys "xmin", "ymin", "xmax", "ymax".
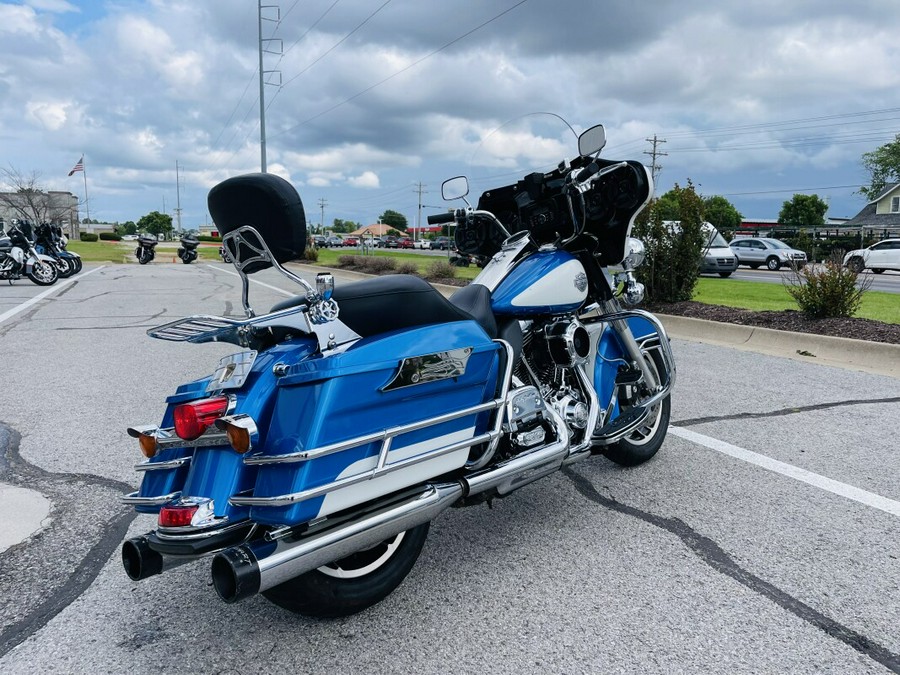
[
  {"xmin": 729, "ymin": 237, "xmax": 807, "ymax": 271},
  {"xmin": 843, "ymin": 239, "xmax": 900, "ymax": 274}
]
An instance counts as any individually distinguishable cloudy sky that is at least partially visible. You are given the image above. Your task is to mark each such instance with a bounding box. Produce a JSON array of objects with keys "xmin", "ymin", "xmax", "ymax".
[{"xmin": 2, "ymin": 0, "xmax": 900, "ymax": 232}]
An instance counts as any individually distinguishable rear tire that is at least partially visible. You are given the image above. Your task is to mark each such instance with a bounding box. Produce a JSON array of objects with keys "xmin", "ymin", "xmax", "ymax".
[
  {"xmin": 748, "ymin": 263, "xmax": 760, "ymax": 269},
  {"xmin": 602, "ymin": 347, "xmax": 671, "ymax": 467},
  {"xmin": 262, "ymin": 523, "xmax": 430, "ymax": 618},
  {"xmin": 872, "ymin": 268, "xmax": 884, "ymax": 274},
  {"xmin": 718, "ymin": 271, "xmax": 733, "ymax": 278}
]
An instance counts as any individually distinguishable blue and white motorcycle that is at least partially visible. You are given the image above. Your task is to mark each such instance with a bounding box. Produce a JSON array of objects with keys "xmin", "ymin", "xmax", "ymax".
[{"xmin": 121, "ymin": 123, "xmax": 675, "ymax": 617}]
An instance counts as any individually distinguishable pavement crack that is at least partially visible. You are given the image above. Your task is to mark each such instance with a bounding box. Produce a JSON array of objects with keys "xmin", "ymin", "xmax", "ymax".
[
  {"xmin": 0, "ymin": 422, "xmax": 137, "ymax": 658},
  {"xmin": 674, "ymin": 396, "xmax": 900, "ymax": 427},
  {"xmin": 562, "ymin": 466, "xmax": 900, "ymax": 674}
]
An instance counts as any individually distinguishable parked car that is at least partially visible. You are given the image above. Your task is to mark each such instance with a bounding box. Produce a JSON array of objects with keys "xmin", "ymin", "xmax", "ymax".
[
  {"xmin": 396, "ymin": 237, "xmax": 414, "ymax": 249},
  {"xmin": 383, "ymin": 236, "xmax": 400, "ymax": 248},
  {"xmin": 413, "ymin": 238, "xmax": 432, "ymax": 249},
  {"xmin": 843, "ymin": 238, "xmax": 900, "ymax": 273},
  {"xmin": 323, "ymin": 235, "xmax": 343, "ymax": 247},
  {"xmin": 122, "ymin": 234, "xmax": 138, "ymax": 241},
  {"xmin": 699, "ymin": 224, "xmax": 738, "ymax": 277},
  {"xmin": 431, "ymin": 236, "xmax": 453, "ymax": 250},
  {"xmin": 729, "ymin": 237, "xmax": 807, "ymax": 271},
  {"xmin": 370, "ymin": 237, "xmax": 385, "ymax": 248},
  {"xmin": 343, "ymin": 236, "xmax": 359, "ymax": 247},
  {"xmin": 311, "ymin": 234, "xmax": 327, "ymax": 248}
]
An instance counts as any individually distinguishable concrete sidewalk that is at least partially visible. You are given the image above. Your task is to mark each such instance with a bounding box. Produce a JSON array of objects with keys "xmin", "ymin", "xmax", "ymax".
[{"xmin": 2, "ymin": 313, "xmax": 897, "ymax": 554}]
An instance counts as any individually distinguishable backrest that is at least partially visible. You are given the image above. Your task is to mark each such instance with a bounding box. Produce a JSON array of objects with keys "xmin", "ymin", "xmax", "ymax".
[{"xmin": 208, "ymin": 173, "xmax": 307, "ymax": 274}]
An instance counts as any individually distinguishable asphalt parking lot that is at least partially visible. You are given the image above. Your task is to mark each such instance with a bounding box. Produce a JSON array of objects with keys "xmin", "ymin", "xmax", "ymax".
[{"xmin": 0, "ymin": 263, "xmax": 898, "ymax": 674}]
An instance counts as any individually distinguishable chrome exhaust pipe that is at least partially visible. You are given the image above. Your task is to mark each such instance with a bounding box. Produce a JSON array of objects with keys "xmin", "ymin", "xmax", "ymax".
[
  {"xmin": 122, "ymin": 533, "xmax": 198, "ymax": 581},
  {"xmin": 464, "ymin": 407, "xmax": 570, "ymax": 497},
  {"xmin": 211, "ymin": 481, "xmax": 464, "ymax": 603}
]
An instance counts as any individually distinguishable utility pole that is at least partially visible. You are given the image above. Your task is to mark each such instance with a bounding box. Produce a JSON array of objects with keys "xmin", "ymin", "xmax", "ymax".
[
  {"xmin": 644, "ymin": 135, "xmax": 667, "ymax": 183},
  {"xmin": 414, "ymin": 182, "xmax": 427, "ymax": 241},
  {"xmin": 174, "ymin": 160, "xmax": 183, "ymax": 235},
  {"xmin": 318, "ymin": 198, "xmax": 327, "ymax": 234},
  {"xmin": 258, "ymin": 1, "xmax": 282, "ymax": 173}
]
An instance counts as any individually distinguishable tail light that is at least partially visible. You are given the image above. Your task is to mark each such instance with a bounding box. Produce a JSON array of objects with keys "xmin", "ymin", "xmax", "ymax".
[
  {"xmin": 173, "ymin": 396, "xmax": 229, "ymax": 440},
  {"xmin": 159, "ymin": 503, "xmax": 199, "ymax": 528}
]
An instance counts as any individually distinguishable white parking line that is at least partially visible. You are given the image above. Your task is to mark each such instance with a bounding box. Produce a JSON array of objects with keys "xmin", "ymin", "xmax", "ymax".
[
  {"xmin": 670, "ymin": 426, "xmax": 900, "ymax": 517},
  {"xmin": 206, "ymin": 264, "xmax": 293, "ymax": 296},
  {"xmin": 0, "ymin": 265, "xmax": 105, "ymax": 326}
]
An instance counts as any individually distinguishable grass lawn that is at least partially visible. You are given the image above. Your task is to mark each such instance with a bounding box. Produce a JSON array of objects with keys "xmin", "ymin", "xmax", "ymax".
[{"xmin": 694, "ymin": 277, "xmax": 900, "ymax": 325}]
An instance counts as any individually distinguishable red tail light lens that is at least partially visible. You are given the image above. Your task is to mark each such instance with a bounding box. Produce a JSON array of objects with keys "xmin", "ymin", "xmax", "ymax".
[
  {"xmin": 173, "ymin": 396, "xmax": 229, "ymax": 440},
  {"xmin": 159, "ymin": 504, "xmax": 199, "ymax": 528}
]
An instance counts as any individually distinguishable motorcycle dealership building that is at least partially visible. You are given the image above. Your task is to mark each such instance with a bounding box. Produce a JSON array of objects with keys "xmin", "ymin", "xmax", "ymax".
[{"xmin": 0, "ymin": 190, "xmax": 80, "ymax": 238}]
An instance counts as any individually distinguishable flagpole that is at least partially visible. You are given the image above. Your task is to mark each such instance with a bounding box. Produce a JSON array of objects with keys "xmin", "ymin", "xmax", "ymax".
[{"xmin": 82, "ymin": 155, "xmax": 90, "ymax": 222}]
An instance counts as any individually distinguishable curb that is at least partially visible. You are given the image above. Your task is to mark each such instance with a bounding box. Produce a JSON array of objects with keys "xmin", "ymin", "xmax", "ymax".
[{"xmin": 657, "ymin": 314, "xmax": 900, "ymax": 379}]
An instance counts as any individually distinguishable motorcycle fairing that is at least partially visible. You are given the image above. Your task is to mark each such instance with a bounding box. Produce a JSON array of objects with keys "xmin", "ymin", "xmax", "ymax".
[
  {"xmin": 490, "ymin": 249, "xmax": 588, "ymax": 316},
  {"xmin": 245, "ymin": 320, "xmax": 501, "ymax": 526}
]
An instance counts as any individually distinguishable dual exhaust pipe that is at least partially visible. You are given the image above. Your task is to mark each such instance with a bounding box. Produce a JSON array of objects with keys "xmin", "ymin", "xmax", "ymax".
[{"xmin": 124, "ymin": 409, "xmax": 570, "ymax": 603}]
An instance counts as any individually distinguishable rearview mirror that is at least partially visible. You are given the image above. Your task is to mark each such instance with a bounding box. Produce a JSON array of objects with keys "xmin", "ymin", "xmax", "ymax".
[
  {"xmin": 578, "ymin": 124, "xmax": 606, "ymax": 157},
  {"xmin": 441, "ymin": 176, "xmax": 469, "ymax": 201}
]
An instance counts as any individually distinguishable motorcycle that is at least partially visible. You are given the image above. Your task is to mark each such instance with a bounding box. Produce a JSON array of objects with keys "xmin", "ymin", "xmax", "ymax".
[
  {"xmin": 135, "ymin": 235, "xmax": 158, "ymax": 264},
  {"xmin": 177, "ymin": 234, "xmax": 200, "ymax": 264},
  {"xmin": 120, "ymin": 123, "xmax": 675, "ymax": 618},
  {"xmin": 0, "ymin": 224, "xmax": 59, "ymax": 286},
  {"xmin": 34, "ymin": 222, "xmax": 80, "ymax": 278}
]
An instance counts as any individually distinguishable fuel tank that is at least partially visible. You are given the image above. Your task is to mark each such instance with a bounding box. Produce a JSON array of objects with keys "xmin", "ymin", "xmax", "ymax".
[{"xmin": 490, "ymin": 249, "xmax": 588, "ymax": 316}]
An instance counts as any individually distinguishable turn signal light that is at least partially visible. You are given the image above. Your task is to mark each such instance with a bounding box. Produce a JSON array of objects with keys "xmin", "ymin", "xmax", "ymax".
[
  {"xmin": 224, "ymin": 424, "xmax": 252, "ymax": 454},
  {"xmin": 138, "ymin": 434, "xmax": 158, "ymax": 459},
  {"xmin": 159, "ymin": 503, "xmax": 199, "ymax": 528},
  {"xmin": 173, "ymin": 396, "xmax": 229, "ymax": 440}
]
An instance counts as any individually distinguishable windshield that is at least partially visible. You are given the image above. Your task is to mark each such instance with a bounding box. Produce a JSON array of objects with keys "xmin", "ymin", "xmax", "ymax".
[{"xmin": 707, "ymin": 231, "xmax": 729, "ymax": 248}]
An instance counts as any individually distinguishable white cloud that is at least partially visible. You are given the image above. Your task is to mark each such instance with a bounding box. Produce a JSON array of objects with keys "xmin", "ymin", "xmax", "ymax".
[{"xmin": 348, "ymin": 171, "xmax": 380, "ymax": 188}]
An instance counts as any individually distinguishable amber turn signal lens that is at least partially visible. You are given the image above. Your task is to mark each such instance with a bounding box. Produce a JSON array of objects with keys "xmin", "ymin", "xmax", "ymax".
[
  {"xmin": 139, "ymin": 434, "xmax": 158, "ymax": 459},
  {"xmin": 225, "ymin": 425, "xmax": 251, "ymax": 454}
]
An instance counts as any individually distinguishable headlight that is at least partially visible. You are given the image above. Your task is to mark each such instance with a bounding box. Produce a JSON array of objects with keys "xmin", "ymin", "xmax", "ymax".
[{"xmin": 622, "ymin": 237, "xmax": 646, "ymax": 269}]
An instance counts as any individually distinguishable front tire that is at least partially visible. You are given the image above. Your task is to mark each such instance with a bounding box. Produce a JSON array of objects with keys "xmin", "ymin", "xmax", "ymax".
[
  {"xmin": 603, "ymin": 347, "xmax": 671, "ymax": 467},
  {"xmin": 262, "ymin": 523, "xmax": 430, "ymax": 618},
  {"xmin": 27, "ymin": 261, "xmax": 58, "ymax": 286},
  {"xmin": 846, "ymin": 257, "xmax": 864, "ymax": 273},
  {"xmin": 718, "ymin": 271, "xmax": 733, "ymax": 278},
  {"xmin": 766, "ymin": 256, "xmax": 781, "ymax": 271}
]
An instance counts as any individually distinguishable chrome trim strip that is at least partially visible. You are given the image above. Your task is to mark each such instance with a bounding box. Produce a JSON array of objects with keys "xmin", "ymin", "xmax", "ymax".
[
  {"xmin": 465, "ymin": 339, "xmax": 515, "ymax": 470},
  {"xmin": 382, "ymin": 346, "xmax": 473, "ymax": 391},
  {"xmin": 243, "ymin": 399, "xmax": 502, "ymax": 466},
  {"xmin": 134, "ymin": 456, "xmax": 192, "ymax": 472},
  {"xmin": 231, "ymin": 431, "xmax": 498, "ymax": 508},
  {"xmin": 128, "ymin": 425, "xmax": 231, "ymax": 450},
  {"xmin": 155, "ymin": 519, "xmax": 255, "ymax": 541},
  {"xmin": 120, "ymin": 491, "xmax": 181, "ymax": 506}
]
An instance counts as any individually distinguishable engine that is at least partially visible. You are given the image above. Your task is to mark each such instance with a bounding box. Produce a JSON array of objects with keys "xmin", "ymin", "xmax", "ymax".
[{"xmin": 514, "ymin": 317, "xmax": 593, "ymax": 446}]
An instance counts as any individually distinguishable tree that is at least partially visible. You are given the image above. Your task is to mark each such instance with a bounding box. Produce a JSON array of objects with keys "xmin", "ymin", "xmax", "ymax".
[
  {"xmin": 379, "ymin": 209, "xmax": 407, "ymax": 231},
  {"xmin": 632, "ymin": 180, "xmax": 705, "ymax": 303},
  {"xmin": 859, "ymin": 134, "xmax": 900, "ymax": 200},
  {"xmin": 331, "ymin": 218, "xmax": 361, "ymax": 234},
  {"xmin": 137, "ymin": 211, "xmax": 173, "ymax": 239},
  {"xmin": 702, "ymin": 195, "xmax": 742, "ymax": 240},
  {"xmin": 778, "ymin": 194, "xmax": 828, "ymax": 228},
  {"xmin": 117, "ymin": 221, "xmax": 137, "ymax": 235}
]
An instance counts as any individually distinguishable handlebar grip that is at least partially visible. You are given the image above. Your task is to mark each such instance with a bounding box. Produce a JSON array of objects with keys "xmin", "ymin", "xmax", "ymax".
[{"xmin": 427, "ymin": 211, "xmax": 456, "ymax": 225}]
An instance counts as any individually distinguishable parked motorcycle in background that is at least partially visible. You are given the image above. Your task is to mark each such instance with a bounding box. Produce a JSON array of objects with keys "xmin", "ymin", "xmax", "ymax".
[
  {"xmin": 120, "ymin": 122, "xmax": 674, "ymax": 619},
  {"xmin": 177, "ymin": 234, "xmax": 200, "ymax": 264},
  {"xmin": 34, "ymin": 222, "xmax": 81, "ymax": 278},
  {"xmin": 0, "ymin": 223, "xmax": 59, "ymax": 285},
  {"xmin": 135, "ymin": 235, "xmax": 158, "ymax": 265}
]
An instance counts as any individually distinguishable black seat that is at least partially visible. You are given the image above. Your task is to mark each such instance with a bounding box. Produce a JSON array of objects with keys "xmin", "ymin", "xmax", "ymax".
[{"xmin": 270, "ymin": 275, "xmax": 497, "ymax": 339}]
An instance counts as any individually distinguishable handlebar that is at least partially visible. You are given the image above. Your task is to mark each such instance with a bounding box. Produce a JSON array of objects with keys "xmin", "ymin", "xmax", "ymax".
[{"xmin": 427, "ymin": 211, "xmax": 457, "ymax": 225}]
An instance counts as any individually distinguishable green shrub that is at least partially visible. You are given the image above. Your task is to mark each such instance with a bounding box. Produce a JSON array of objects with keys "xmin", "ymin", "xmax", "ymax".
[
  {"xmin": 304, "ymin": 246, "xmax": 319, "ymax": 262},
  {"xmin": 365, "ymin": 257, "xmax": 397, "ymax": 274},
  {"xmin": 80, "ymin": 232, "xmax": 99, "ymax": 242},
  {"xmin": 632, "ymin": 181, "xmax": 704, "ymax": 303},
  {"xmin": 337, "ymin": 255, "xmax": 363, "ymax": 269},
  {"xmin": 425, "ymin": 260, "xmax": 456, "ymax": 280},
  {"xmin": 197, "ymin": 235, "xmax": 222, "ymax": 242},
  {"xmin": 783, "ymin": 254, "xmax": 872, "ymax": 318},
  {"xmin": 396, "ymin": 262, "xmax": 419, "ymax": 275},
  {"xmin": 99, "ymin": 232, "xmax": 121, "ymax": 241}
]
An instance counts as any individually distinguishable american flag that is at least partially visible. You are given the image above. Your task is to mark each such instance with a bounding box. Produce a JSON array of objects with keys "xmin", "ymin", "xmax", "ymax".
[{"xmin": 67, "ymin": 156, "xmax": 84, "ymax": 177}]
